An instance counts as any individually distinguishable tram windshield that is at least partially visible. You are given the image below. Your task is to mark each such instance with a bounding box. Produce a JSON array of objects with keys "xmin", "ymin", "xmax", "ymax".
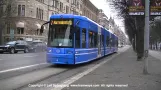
[{"xmin": 48, "ymin": 25, "xmax": 73, "ymax": 48}]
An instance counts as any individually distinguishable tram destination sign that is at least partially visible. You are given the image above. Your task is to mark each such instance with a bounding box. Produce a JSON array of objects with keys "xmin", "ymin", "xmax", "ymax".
[
  {"xmin": 128, "ymin": 0, "xmax": 161, "ymax": 15},
  {"xmin": 50, "ymin": 20, "xmax": 72, "ymax": 25}
]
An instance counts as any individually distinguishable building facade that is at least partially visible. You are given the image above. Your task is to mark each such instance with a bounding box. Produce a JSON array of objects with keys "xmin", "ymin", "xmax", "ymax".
[
  {"xmin": 82, "ymin": 0, "xmax": 99, "ymax": 23},
  {"xmin": 48, "ymin": 0, "xmax": 83, "ymax": 18},
  {"xmin": 98, "ymin": 9, "xmax": 109, "ymax": 30},
  {"xmin": 0, "ymin": 0, "xmax": 99, "ymax": 44},
  {"xmin": 1, "ymin": 0, "xmax": 49, "ymax": 43}
]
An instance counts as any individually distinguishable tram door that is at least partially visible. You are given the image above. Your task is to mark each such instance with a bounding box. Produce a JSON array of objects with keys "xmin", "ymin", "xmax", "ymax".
[{"xmin": 98, "ymin": 27, "xmax": 101, "ymax": 57}]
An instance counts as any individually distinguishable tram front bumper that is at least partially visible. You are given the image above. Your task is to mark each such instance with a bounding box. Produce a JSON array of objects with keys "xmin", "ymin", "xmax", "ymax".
[{"xmin": 47, "ymin": 53, "xmax": 74, "ymax": 64}]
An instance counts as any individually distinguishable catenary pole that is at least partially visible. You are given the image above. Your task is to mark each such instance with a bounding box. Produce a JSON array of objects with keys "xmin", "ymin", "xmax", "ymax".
[{"xmin": 143, "ymin": 0, "xmax": 150, "ymax": 74}]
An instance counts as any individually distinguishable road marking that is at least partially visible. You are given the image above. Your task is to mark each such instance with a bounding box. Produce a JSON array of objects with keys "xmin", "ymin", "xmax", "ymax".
[
  {"xmin": 24, "ymin": 55, "xmax": 38, "ymax": 57},
  {"xmin": 51, "ymin": 46, "xmax": 130, "ymax": 90},
  {"xmin": 0, "ymin": 63, "xmax": 47, "ymax": 74}
]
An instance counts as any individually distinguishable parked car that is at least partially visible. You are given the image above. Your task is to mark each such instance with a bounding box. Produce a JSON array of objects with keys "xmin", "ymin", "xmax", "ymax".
[
  {"xmin": 0, "ymin": 40, "xmax": 29, "ymax": 54},
  {"xmin": 28, "ymin": 41, "xmax": 47, "ymax": 52}
]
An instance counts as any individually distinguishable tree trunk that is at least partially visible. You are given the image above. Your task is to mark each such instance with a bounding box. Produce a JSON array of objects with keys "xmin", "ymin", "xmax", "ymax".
[
  {"xmin": 136, "ymin": 28, "xmax": 144, "ymax": 61},
  {"xmin": 132, "ymin": 38, "xmax": 136, "ymax": 52},
  {"xmin": 156, "ymin": 42, "xmax": 158, "ymax": 50}
]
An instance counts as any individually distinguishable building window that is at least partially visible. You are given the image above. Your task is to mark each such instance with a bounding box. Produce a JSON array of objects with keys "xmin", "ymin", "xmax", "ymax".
[
  {"xmin": 18, "ymin": 5, "xmax": 21, "ymax": 16},
  {"xmin": 60, "ymin": 2, "xmax": 63, "ymax": 12},
  {"xmin": 7, "ymin": 23, "xmax": 10, "ymax": 34},
  {"xmin": 36, "ymin": 0, "xmax": 44, "ymax": 3},
  {"xmin": 39, "ymin": 8, "xmax": 41, "ymax": 19},
  {"xmin": 42, "ymin": 10, "xmax": 43, "ymax": 20},
  {"xmin": 66, "ymin": 6, "xmax": 69, "ymax": 13},
  {"xmin": 22, "ymin": 5, "xmax": 25, "ymax": 16},
  {"xmin": 0, "ymin": 6, "xmax": 3, "ymax": 16},
  {"xmin": 55, "ymin": 0, "xmax": 59, "ymax": 9},
  {"xmin": 36, "ymin": 8, "xmax": 44, "ymax": 20},
  {"xmin": 80, "ymin": 4, "xmax": 82, "ymax": 11},
  {"xmin": 17, "ymin": 28, "xmax": 24, "ymax": 34},
  {"xmin": 77, "ymin": 2, "xmax": 79, "ymax": 9},
  {"xmin": 36, "ymin": 8, "xmax": 38, "ymax": 18},
  {"xmin": 53, "ymin": 0, "xmax": 55, "ymax": 7},
  {"xmin": 18, "ymin": 5, "xmax": 25, "ymax": 16},
  {"xmin": 7, "ymin": 4, "xmax": 11, "ymax": 13}
]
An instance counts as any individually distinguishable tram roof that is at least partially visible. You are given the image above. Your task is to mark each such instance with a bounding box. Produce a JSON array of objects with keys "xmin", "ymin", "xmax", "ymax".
[{"xmin": 50, "ymin": 14, "xmax": 103, "ymax": 27}]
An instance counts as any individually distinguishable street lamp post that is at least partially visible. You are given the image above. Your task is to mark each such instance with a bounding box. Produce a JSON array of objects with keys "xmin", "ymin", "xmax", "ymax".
[{"xmin": 143, "ymin": 0, "xmax": 150, "ymax": 74}]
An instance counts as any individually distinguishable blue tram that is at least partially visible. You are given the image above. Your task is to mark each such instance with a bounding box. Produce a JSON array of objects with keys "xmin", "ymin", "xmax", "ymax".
[{"xmin": 41, "ymin": 14, "xmax": 118, "ymax": 65}]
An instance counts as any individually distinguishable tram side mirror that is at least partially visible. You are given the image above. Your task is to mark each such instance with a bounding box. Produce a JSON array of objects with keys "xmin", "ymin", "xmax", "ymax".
[
  {"xmin": 40, "ymin": 21, "xmax": 50, "ymax": 35},
  {"xmin": 40, "ymin": 25, "xmax": 44, "ymax": 34}
]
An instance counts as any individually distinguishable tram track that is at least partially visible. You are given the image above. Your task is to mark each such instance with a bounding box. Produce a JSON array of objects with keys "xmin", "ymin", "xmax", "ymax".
[{"xmin": 19, "ymin": 53, "xmax": 117, "ymax": 90}]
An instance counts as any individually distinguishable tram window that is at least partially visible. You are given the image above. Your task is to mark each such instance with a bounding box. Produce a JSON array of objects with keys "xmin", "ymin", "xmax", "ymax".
[
  {"xmin": 100, "ymin": 35, "xmax": 102, "ymax": 47},
  {"xmin": 106, "ymin": 36, "xmax": 109, "ymax": 47},
  {"xmin": 102, "ymin": 35, "xmax": 104, "ymax": 47},
  {"xmin": 116, "ymin": 39, "xmax": 118, "ymax": 47},
  {"xmin": 75, "ymin": 28, "xmax": 80, "ymax": 48},
  {"xmin": 82, "ymin": 28, "xmax": 86, "ymax": 48},
  {"xmin": 89, "ymin": 31, "xmax": 94, "ymax": 48},
  {"xmin": 111, "ymin": 38, "xmax": 113, "ymax": 47},
  {"xmin": 109, "ymin": 38, "xmax": 112, "ymax": 47},
  {"xmin": 112, "ymin": 38, "xmax": 115, "ymax": 47},
  {"xmin": 93, "ymin": 32, "xmax": 97, "ymax": 48}
]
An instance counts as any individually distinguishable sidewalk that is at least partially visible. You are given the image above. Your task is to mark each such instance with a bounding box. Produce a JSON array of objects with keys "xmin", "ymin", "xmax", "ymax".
[{"xmin": 63, "ymin": 48, "xmax": 161, "ymax": 90}]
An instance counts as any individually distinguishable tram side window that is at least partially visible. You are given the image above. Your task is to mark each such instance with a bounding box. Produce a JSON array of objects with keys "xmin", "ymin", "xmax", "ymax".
[
  {"xmin": 89, "ymin": 31, "xmax": 94, "ymax": 48},
  {"xmin": 116, "ymin": 39, "xmax": 118, "ymax": 47},
  {"xmin": 111, "ymin": 38, "xmax": 113, "ymax": 47},
  {"xmin": 82, "ymin": 28, "xmax": 86, "ymax": 48},
  {"xmin": 75, "ymin": 28, "xmax": 80, "ymax": 48},
  {"xmin": 109, "ymin": 38, "xmax": 112, "ymax": 47},
  {"xmin": 106, "ymin": 36, "xmax": 109, "ymax": 47},
  {"xmin": 102, "ymin": 35, "xmax": 104, "ymax": 47},
  {"xmin": 93, "ymin": 32, "xmax": 97, "ymax": 48},
  {"xmin": 112, "ymin": 38, "xmax": 115, "ymax": 47}
]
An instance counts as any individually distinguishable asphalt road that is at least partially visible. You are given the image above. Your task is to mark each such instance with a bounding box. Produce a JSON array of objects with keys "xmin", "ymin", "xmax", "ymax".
[{"xmin": 0, "ymin": 52, "xmax": 47, "ymax": 71}]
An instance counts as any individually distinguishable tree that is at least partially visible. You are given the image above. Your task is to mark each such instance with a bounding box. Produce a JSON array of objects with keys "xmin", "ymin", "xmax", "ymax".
[
  {"xmin": 150, "ymin": 18, "xmax": 161, "ymax": 49},
  {"xmin": 0, "ymin": 0, "xmax": 16, "ymax": 44},
  {"xmin": 109, "ymin": 0, "xmax": 145, "ymax": 60}
]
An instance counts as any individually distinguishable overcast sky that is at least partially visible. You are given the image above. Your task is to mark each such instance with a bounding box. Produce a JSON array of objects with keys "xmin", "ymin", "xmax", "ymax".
[{"xmin": 89, "ymin": 0, "xmax": 125, "ymax": 34}]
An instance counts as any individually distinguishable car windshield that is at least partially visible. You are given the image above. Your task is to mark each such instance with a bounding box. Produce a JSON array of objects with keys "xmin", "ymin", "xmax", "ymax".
[{"xmin": 6, "ymin": 41, "xmax": 16, "ymax": 45}]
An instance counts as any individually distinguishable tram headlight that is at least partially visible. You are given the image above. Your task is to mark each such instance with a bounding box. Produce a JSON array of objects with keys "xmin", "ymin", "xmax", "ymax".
[{"xmin": 48, "ymin": 49, "xmax": 52, "ymax": 53}]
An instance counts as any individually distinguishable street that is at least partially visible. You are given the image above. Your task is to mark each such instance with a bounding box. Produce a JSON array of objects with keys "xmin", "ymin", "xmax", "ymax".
[
  {"xmin": 0, "ymin": 52, "xmax": 47, "ymax": 71},
  {"xmin": 0, "ymin": 46, "xmax": 129, "ymax": 90},
  {"xmin": 0, "ymin": 46, "xmax": 160, "ymax": 90}
]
